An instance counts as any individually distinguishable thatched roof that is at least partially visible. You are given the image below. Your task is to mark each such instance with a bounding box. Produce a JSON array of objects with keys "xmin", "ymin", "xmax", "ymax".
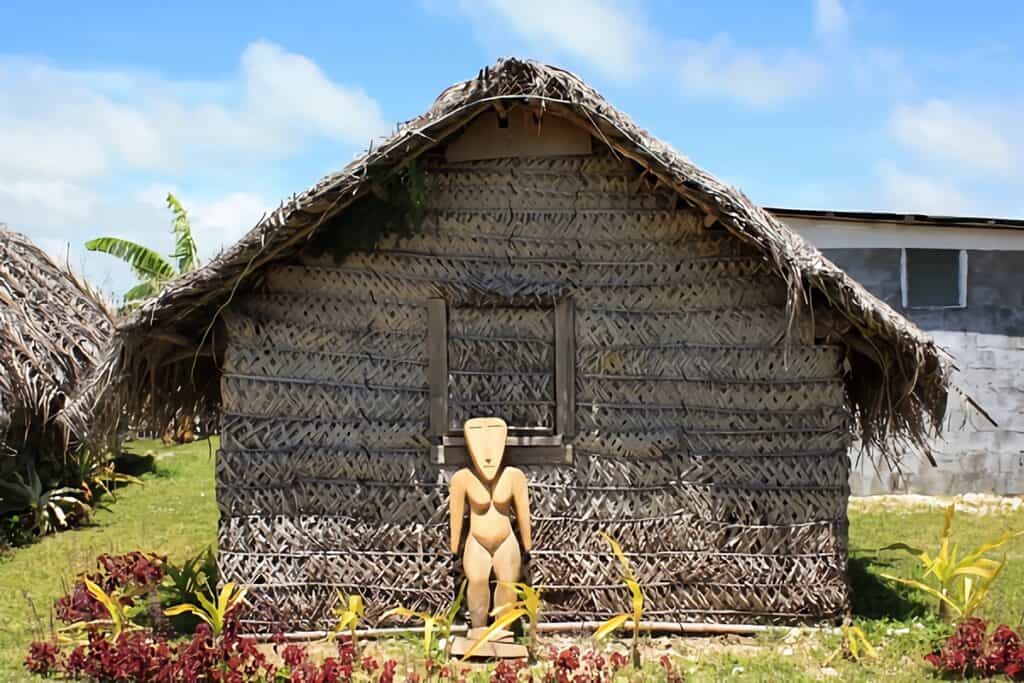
[
  {"xmin": 107, "ymin": 58, "xmax": 952, "ymax": 464},
  {"xmin": 0, "ymin": 225, "xmax": 115, "ymax": 455}
]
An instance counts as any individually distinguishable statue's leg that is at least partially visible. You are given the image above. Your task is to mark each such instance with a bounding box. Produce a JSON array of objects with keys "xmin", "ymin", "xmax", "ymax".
[
  {"xmin": 491, "ymin": 533, "xmax": 522, "ymax": 618},
  {"xmin": 463, "ymin": 535, "xmax": 493, "ymax": 629}
]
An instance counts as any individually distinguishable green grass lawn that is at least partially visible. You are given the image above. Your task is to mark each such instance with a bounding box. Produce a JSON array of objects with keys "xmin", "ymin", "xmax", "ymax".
[
  {"xmin": 0, "ymin": 438, "xmax": 219, "ymax": 679},
  {"xmin": 1, "ymin": 440, "xmax": 1023, "ymax": 681}
]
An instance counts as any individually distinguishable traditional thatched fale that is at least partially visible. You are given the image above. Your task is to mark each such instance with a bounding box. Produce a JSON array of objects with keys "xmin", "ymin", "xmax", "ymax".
[
  {"xmin": 0, "ymin": 226, "xmax": 115, "ymax": 470},
  {"xmin": 107, "ymin": 59, "xmax": 951, "ymax": 631}
]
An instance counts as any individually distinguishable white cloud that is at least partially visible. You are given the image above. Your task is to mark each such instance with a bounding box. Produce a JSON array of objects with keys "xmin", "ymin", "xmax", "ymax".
[
  {"xmin": 0, "ymin": 41, "xmax": 388, "ymax": 298},
  {"xmin": 454, "ymin": 0, "xmax": 651, "ymax": 79},
  {"xmin": 888, "ymin": 100, "xmax": 1018, "ymax": 176},
  {"xmin": 814, "ymin": 0, "xmax": 849, "ymax": 37},
  {"xmin": 191, "ymin": 192, "xmax": 269, "ymax": 255},
  {"xmin": 678, "ymin": 35, "xmax": 826, "ymax": 107},
  {"xmin": 0, "ymin": 180, "xmax": 100, "ymax": 230},
  {"xmin": 875, "ymin": 164, "xmax": 974, "ymax": 215},
  {"xmin": 0, "ymin": 42, "xmax": 388, "ymax": 182},
  {"xmin": 128, "ymin": 186, "xmax": 268, "ymax": 257},
  {"xmin": 241, "ymin": 42, "xmax": 387, "ymax": 143}
]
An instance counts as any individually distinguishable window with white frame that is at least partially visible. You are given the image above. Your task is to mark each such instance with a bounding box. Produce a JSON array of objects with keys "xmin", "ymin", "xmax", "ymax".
[{"xmin": 901, "ymin": 248, "xmax": 967, "ymax": 309}]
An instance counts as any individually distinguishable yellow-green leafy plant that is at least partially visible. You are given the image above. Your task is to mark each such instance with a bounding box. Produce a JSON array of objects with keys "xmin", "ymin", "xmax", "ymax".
[
  {"xmin": 825, "ymin": 623, "xmax": 878, "ymax": 664},
  {"xmin": 58, "ymin": 578, "xmax": 132, "ymax": 641},
  {"xmin": 592, "ymin": 532, "xmax": 645, "ymax": 669},
  {"xmin": 164, "ymin": 581, "xmax": 247, "ymax": 638},
  {"xmin": 329, "ymin": 592, "xmax": 364, "ymax": 654},
  {"xmin": 383, "ymin": 580, "xmax": 466, "ymax": 661},
  {"xmin": 881, "ymin": 501, "xmax": 1024, "ymax": 622},
  {"xmin": 71, "ymin": 449, "xmax": 143, "ymax": 503},
  {"xmin": 161, "ymin": 546, "xmax": 218, "ymax": 634},
  {"xmin": 460, "ymin": 581, "xmax": 543, "ymax": 661}
]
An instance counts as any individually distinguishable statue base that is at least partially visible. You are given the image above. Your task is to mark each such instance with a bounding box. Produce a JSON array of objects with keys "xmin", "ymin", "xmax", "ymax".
[{"xmin": 450, "ymin": 627, "xmax": 528, "ymax": 659}]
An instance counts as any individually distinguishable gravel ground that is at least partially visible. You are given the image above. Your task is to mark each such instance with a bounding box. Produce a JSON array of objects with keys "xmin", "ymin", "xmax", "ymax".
[{"xmin": 850, "ymin": 492, "xmax": 1023, "ymax": 515}]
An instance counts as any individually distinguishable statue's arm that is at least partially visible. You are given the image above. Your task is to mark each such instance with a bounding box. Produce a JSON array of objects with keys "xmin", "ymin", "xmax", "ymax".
[
  {"xmin": 449, "ymin": 470, "xmax": 466, "ymax": 554},
  {"xmin": 511, "ymin": 468, "xmax": 532, "ymax": 552}
]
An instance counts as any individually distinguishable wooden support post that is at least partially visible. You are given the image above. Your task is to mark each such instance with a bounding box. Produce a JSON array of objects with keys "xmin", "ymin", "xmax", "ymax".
[
  {"xmin": 554, "ymin": 298, "xmax": 576, "ymax": 438},
  {"xmin": 427, "ymin": 299, "xmax": 449, "ymax": 438}
]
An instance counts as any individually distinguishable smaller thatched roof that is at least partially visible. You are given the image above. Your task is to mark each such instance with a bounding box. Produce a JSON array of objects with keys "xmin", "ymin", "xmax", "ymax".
[
  {"xmin": 104, "ymin": 58, "xmax": 953, "ymax": 466},
  {"xmin": 0, "ymin": 225, "xmax": 115, "ymax": 456}
]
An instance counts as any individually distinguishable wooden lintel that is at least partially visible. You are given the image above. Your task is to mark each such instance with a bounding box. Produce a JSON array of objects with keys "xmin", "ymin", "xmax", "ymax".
[{"xmin": 435, "ymin": 444, "xmax": 573, "ymax": 466}]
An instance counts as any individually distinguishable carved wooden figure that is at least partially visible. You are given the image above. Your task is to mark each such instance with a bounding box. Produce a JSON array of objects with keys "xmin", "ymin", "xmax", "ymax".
[{"xmin": 449, "ymin": 417, "xmax": 531, "ymax": 657}]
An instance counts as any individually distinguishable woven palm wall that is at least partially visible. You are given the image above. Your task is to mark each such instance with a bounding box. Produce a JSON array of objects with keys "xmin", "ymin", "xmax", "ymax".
[{"xmin": 216, "ymin": 145, "xmax": 851, "ymax": 633}]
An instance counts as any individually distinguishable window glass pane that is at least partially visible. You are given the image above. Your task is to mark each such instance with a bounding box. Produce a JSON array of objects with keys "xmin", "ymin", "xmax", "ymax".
[{"xmin": 906, "ymin": 249, "xmax": 961, "ymax": 307}]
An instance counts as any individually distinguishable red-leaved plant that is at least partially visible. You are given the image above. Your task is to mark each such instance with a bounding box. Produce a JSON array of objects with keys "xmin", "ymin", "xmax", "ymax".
[
  {"xmin": 925, "ymin": 618, "xmax": 1024, "ymax": 679},
  {"xmin": 23, "ymin": 640, "xmax": 60, "ymax": 676},
  {"xmin": 55, "ymin": 551, "xmax": 166, "ymax": 624}
]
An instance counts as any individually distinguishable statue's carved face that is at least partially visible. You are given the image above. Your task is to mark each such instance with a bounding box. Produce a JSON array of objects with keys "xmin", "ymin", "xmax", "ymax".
[{"xmin": 464, "ymin": 417, "xmax": 507, "ymax": 483}]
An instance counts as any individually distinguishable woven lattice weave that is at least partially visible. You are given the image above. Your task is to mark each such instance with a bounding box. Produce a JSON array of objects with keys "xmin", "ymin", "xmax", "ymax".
[{"xmin": 216, "ymin": 149, "xmax": 853, "ymax": 632}]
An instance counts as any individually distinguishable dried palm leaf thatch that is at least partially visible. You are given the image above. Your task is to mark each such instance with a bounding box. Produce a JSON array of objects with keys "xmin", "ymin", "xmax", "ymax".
[
  {"xmin": 103, "ymin": 58, "xmax": 950, "ymax": 466},
  {"xmin": 0, "ymin": 225, "xmax": 116, "ymax": 459},
  {"xmin": 82, "ymin": 59, "xmax": 966, "ymax": 632}
]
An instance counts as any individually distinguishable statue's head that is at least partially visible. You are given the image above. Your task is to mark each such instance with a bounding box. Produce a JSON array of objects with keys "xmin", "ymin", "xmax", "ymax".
[{"xmin": 464, "ymin": 417, "xmax": 508, "ymax": 483}]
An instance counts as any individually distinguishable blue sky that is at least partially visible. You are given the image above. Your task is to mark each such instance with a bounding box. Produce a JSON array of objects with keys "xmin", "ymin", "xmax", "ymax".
[{"xmin": 1, "ymin": 1, "xmax": 1022, "ymax": 298}]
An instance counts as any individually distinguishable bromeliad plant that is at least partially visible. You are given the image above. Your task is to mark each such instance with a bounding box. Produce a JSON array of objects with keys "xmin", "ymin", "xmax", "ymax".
[
  {"xmin": 164, "ymin": 582, "xmax": 248, "ymax": 639},
  {"xmin": 881, "ymin": 501, "xmax": 1024, "ymax": 622},
  {"xmin": 592, "ymin": 532, "xmax": 645, "ymax": 669},
  {"xmin": 383, "ymin": 580, "xmax": 466, "ymax": 661},
  {"xmin": 0, "ymin": 464, "xmax": 90, "ymax": 535},
  {"xmin": 461, "ymin": 581, "xmax": 543, "ymax": 661}
]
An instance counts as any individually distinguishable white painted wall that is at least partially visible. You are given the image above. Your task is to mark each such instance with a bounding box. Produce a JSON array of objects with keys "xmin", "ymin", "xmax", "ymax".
[{"xmin": 783, "ymin": 216, "xmax": 1024, "ymax": 252}]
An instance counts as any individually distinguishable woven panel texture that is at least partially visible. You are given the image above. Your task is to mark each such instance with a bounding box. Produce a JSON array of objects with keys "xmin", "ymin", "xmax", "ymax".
[{"xmin": 217, "ymin": 149, "xmax": 851, "ymax": 633}]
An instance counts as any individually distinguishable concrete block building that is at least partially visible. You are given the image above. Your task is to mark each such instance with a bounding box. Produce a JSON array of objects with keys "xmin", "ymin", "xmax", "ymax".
[{"xmin": 774, "ymin": 208, "xmax": 1024, "ymax": 494}]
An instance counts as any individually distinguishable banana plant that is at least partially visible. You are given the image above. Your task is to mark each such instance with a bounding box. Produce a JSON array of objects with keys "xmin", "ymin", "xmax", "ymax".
[
  {"xmin": 460, "ymin": 581, "xmax": 542, "ymax": 661},
  {"xmin": 383, "ymin": 580, "xmax": 466, "ymax": 661},
  {"xmin": 164, "ymin": 581, "xmax": 248, "ymax": 638},
  {"xmin": 329, "ymin": 592, "xmax": 365, "ymax": 654},
  {"xmin": 86, "ymin": 193, "xmax": 200, "ymax": 305},
  {"xmin": 881, "ymin": 501, "xmax": 1024, "ymax": 622},
  {"xmin": 592, "ymin": 532, "xmax": 645, "ymax": 669}
]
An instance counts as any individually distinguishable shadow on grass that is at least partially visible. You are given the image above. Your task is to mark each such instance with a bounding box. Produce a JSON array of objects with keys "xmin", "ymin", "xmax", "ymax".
[
  {"xmin": 114, "ymin": 451, "xmax": 156, "ymax": 477},
  {"xmin": 848, "ymin": 553, "xmax": 926, "ymax": 620}
]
